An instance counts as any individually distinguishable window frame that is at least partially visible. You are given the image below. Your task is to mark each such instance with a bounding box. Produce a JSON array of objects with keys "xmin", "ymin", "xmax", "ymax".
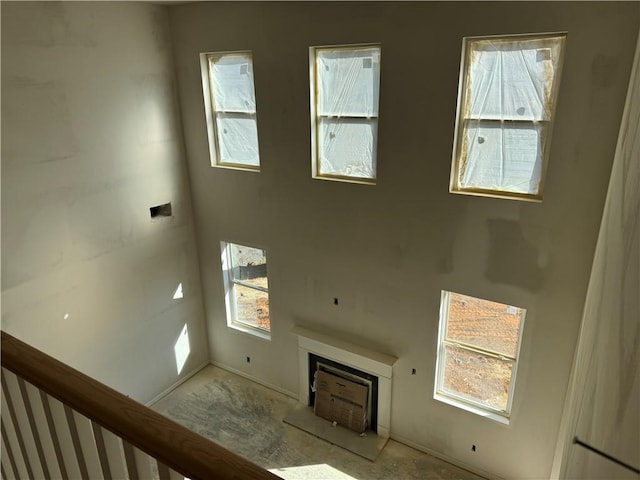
[
  {"xmin": 449, "ymin": 32, "xmax": 567, "ymax": 202},
  {"xmin": 200, "ymin": 51, "xmax": 261, "ymax": 172},
  {"xmin": 309, "ymin": 43, "xmax": 382, "ymax": 185},
  {"xmin": 220, "ymin": 241, "xmax": 271, "ymax": 340},
  {"xmin": 434, "ymin": 290, "xmax": 526, "ymax": 424}
]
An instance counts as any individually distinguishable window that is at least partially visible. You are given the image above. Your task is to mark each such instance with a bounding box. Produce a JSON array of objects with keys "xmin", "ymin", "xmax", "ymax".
[
  {"xmin": 220, "ymin": 242, "xmax": 270, "ymax": 338},
  {"xmin": 200, "ymin": 51, "xmax": 260, "ymax": 170},
  {"xmin": 434, "ymin": 291, "xmax": 526, "ymax": 423},
  {"xmin": 450, "ymin": 33, "xmax": 566, "ymax": 201},
  {"xmin": 310, "ymin": 44, "xmax": 381, "ymax": 183}
]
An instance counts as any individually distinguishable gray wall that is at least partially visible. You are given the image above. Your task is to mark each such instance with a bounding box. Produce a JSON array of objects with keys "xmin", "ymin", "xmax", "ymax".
[
  {"xmin": 1, "ymin": 2, "xmax": 209, "ymax": 403},
  {"xmin": 169, "ymin": 2, "xmax": 639, "ymax": 478},
  {"xmin": 553, "ymin": 31, "xmax": 640, "ymax": 480}
]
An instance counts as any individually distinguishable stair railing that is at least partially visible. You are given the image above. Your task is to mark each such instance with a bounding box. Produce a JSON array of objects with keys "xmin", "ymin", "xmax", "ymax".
[{"xmin": 1, "ymin": 330, "xmax": 279, "ymax": 480}]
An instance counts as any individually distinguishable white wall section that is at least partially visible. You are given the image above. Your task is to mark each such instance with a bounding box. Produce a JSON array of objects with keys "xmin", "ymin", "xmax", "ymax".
[
  {"xmin": 1, "ymin": 2, "xmax": 208, "ymax": 403},
  {"xmin": 167, "ymin": 3, "xmax": 638, "ymax": 478}
]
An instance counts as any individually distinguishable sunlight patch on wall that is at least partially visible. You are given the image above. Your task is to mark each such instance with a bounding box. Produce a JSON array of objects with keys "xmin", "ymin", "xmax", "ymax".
[
  {"xmin": 269, "ymin": 464, "xmax": 358, "ymax": 479},
  {"xmin": 174, "ymin": 324, "xmax": 190, "ymax": 374},
  {"xmin": 173, "ymin": 282, "xmax": 183, "ymax": 300}
]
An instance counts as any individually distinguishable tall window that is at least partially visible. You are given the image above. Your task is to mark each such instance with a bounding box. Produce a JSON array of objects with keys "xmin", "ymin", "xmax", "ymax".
[
  {"xmin": 434, "ymin": 291, "xmax": 526, "ymax": 423},
  {"xmin": 200, "ymin": 51, "xmax": 260, "ymax": 170},
  {"xmin": 310, "ymin": 44, "xmax": 381, "ymax": 184},
  {"xmin": 220, "ymin": 242, "xmax": 270, "ymax": 338},
  {"xmin": 450, "ymin": 33, "xmax": 566, "ymax": 201}
]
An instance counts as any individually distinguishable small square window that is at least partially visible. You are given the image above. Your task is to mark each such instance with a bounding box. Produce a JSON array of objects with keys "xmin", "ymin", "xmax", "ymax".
[
  {"xmin": 220, "ymin": 242, "xmax": 270, "ymax": 339},
  {"xmin": 310, "ymin": 44, "xmax": 381, "ymax": 184},
  {"xmin": 450, "ymin": 33, "xmax": 566, "ymax": 201},
  {"xmin": 200, "ymin": 51, "xmax": 261, "ymax": 170},
  {"xmin": 434, "ymin": 291, "xmax": 526, "ymax": 423}
]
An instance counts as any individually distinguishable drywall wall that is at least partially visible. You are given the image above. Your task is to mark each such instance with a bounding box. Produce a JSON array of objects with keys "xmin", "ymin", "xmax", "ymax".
[
  {"xmin": 1, "ymin": 2, "xmax": 208, "ymax": 403},
  {"xmin": 168, "ymin": 2, "xmax": 639, "ymax": 478},
  {"xmin": 552, "ymin": 30, "xmax": 640, "ymax": 480}
]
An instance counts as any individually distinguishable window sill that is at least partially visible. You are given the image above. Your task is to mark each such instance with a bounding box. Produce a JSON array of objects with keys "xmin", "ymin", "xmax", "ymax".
[
  {"xmin": 228, "ymin": 322, "xmax": 271, "ymax": 341},
  {"xmin": 434, "ymin": 393, "xmax": 510, "ymax": 425}
]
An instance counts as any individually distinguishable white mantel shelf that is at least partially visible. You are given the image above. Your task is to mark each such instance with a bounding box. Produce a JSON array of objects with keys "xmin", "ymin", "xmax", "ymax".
[
  {"xmin": 292, "ymin": 325, "xmax": 398, "ymax": 438},
  {"xmin": 291, "ymin": 325, "xmax": 398, "ymax": 377}
]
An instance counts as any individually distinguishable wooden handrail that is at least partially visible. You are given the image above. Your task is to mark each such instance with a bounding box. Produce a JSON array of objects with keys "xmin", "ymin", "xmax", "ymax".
[{"xmin": 1, "ymin": 331, "xmax": 280, "ymax": 480}]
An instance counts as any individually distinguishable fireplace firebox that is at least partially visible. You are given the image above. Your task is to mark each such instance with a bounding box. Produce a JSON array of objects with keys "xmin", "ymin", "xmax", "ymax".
[{"xmin": 309, "ymin": 352, "xmax": 379, "ymax": 431}]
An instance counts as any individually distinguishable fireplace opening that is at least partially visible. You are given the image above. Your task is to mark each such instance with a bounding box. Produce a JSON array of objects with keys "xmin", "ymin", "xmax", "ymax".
[{"xmin": 308, "ymin": 352, "xmax": 379, "ymax": 432}]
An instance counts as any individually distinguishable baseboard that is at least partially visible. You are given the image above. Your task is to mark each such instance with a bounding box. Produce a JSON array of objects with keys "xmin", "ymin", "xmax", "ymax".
[
  {"xmin": 389, "ymin": 433, "xmax": 500, "ymax": 480},
  {"xmin": 212, "ymin": 361, "xmax": 299, "ymax": 400},
  {"xmin": 145, "ymin": 361, "xmax": 210, "ymax": 407}
]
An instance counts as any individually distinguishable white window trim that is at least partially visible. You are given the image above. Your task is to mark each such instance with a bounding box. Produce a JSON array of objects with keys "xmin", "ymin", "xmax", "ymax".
[
  {"xmin": 449, "ymin": 32, "xmax": 567, "ymax": 202},
  {"xmin": 433, "ymin": 291, "xmax": 526, "ymax": 424},
  {"xmin": 200, "ymin": 51, "xmax": 261, "ymax": 172},
  {"xmin": 309, "ymin": 43, "xmax": 381, "ymax": 185},
  {"xmin": 220, "ymin": 241, "xmax": 271, "ymax": 340}
]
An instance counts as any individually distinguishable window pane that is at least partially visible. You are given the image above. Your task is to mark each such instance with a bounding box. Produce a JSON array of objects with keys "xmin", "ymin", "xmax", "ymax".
[
  {"xmin": 318, "ymin": 117, "xmax": 377, "ymax": 178},
  {"xmin": 208, "ymin": 53, "xmax": 256, "ymax": 113},
  {"xmin": 460, "ymin": 122, "xmax": 546, "ymax": 194},
  {"xmin": 233, "ymin": 284, "xmax": 270, "ymax": 330},
  {"xmin": 446, "ymin": 292, "xmax": 524, "ymax": 357},
  {"xmin": 317, "ymin": 47, "xmax": 380, "ymax": 117},
  {"xmin": 229, "ymin": 244, "xmax": 268, "ymax": 289},
  {"xmin": 442, "ymin": 344, "xmax": 513, "ymax": 411},
  {"xmin": 215, "ymin": 114, "xmax": 260, "ymax": 166},
  {"xmin": 466, "ymin": 38, "xmax": 562, "ymax": 121}
]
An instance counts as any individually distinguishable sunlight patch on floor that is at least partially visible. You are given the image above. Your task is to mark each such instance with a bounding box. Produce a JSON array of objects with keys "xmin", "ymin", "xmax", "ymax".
[{"xmin": 269, "ymin": 464, "xmax": 358, "ymax": 480}]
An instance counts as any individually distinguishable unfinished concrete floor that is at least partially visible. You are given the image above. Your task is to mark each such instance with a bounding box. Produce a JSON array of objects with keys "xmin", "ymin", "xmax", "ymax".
[{"xmin": 151, "ymin": 365, "xmax": 486, "ymax": 480}]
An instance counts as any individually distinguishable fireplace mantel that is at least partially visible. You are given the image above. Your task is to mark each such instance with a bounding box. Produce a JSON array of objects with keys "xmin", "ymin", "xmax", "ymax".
[{"xmin": 292, "ymin": 325, "xmax": 398, "ymax": 438}]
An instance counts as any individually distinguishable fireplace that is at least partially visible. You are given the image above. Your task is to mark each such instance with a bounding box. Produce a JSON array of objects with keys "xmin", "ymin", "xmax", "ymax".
[
  {"xmin": 308, "ymin": 352, "xmax": 379, "ymax": 432},
  {"xmin": 292, "ymin": 325, "xmax": 397, "ymax": 438}
]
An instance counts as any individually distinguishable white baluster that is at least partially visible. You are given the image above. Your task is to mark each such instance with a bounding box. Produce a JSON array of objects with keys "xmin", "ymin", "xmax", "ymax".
[
  {"xmin": 22, "ymin": 381, "xmax": 62, "ymax": 479},
  {"xmin": 131, "ymin": 444, "xmax": 154, "ymax": 479},
  {"xmin": 48, "ymin": 396, "xmax": 83, "ymax": 479},
  {"xmin": 100, "ymin": 426, "xmax": 128, "ymax": 479},
  {"xmin": 1, "ymin": 421, "xmax": 18, "ymax": 480},
  {"xmin": 72, "ymin": 410, "xmax": 104, "ymax": 479},
  {"xmin": 2, "ymin": 369, "xmax": 42, "ymax": 478}
]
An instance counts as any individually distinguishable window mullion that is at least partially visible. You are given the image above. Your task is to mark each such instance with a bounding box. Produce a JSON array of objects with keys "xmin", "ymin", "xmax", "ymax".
[
  {"xmin": 443, "ymin": 338, "xmax": 516, "ymax": 362},
  {"xmin": 463, "ymin": 118, "xmax": 549, "ymax": 126},
  {"xmin": 217, "ymin": 110, "xmax": 257, "ymax": 116},
  {"xmin": 319, "ymin": 114, "xmax": 379, "ymax": 121},
  {"xmin": 231, "ymin": 279, "xmax": 268, "ymax": 293}
]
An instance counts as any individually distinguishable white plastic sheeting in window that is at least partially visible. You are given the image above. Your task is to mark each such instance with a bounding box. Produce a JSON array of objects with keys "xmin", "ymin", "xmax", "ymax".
[
  {"xmin": 204, "ymin": 52, "xmax": 260, "ymax": 168},
  {"xmin": 215, "ymin": 114, "xmax": 260, "ymax": 167},
  {"xmin": 463, "ymin": 123, "xmax": 546, "ymax": 194},
  {"xmin": 319, "ymin": 118, "xmax": 378, "ymax": 178},
  {"xmin": 317, "ymin": 48, "xmax": 380, "ymax": 117},
  {"xmin": 312, "ymin": 46, "xmax": 381, "ymax": 181},
  {"xmin": 453, "ymin": 34, "xmax": 565, "ymax": 198}
]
